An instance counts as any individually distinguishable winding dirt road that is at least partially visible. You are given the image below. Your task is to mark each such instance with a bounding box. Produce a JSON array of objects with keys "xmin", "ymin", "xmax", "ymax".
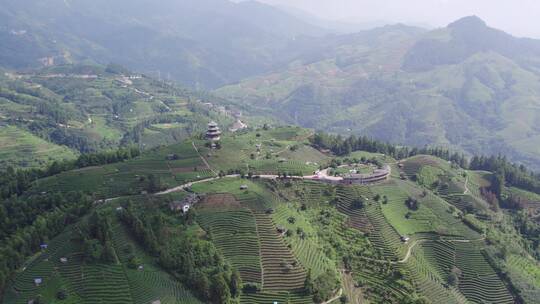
[{"xmin": 463, "ymin": 174, "xmax": 470, "ymax": 195}]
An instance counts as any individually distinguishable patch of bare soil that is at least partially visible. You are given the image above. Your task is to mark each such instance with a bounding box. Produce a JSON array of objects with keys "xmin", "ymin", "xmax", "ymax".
[{"xmin": 200, "ymin": 193, "xmax": 241, "ymax": 209}]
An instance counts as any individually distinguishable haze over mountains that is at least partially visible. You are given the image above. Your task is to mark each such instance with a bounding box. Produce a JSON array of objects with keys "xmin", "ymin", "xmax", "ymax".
[
  {"xmin": 0, "ymin": 0, "xmax": 325, "ymax": 88},
  {"xmin": 2, "ymin": 2, "xmax": 540, "ymax": 304},
  {"xmin": 218, "ymin": 15, "xmax": 540, "ymax": 169},
  {"xmin": 1, "ymin": 0, "xmax": 540, "ymax": 168}
]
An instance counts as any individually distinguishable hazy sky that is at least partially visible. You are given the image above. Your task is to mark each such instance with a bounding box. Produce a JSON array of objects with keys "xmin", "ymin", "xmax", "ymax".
[{"xmin": 243, "ymin": 0, "xmax": 540, "ymax": 38}]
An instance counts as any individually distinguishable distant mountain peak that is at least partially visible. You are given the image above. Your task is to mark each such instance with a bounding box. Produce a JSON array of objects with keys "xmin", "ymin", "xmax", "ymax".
[{"xmin": 448, "ymin": 15, "xmax": 488, "ymax": 29}]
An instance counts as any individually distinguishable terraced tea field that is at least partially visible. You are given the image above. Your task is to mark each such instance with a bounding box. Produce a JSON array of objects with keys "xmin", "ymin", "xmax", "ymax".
[
  {"xmin": 30, "ymin": 140, "xmax": 209, "ymax": 197},
  {"xmin": 506, "ymin": 254, "xmax": 540, "ymax": 303},
  {"xmin": 418, "ymin": 240, "xmax": 515, "ymax": 304},
  {"xmin": 4, "ymin": 125, "xmax": 536, "ymax": 304},
  {"xmin": 401, "ymin": 156, "xmax": 444, "ymax": 180},
  {"xmin": 253, "ymin": 212, "xmax": 307, "ymax": 292},
  {"xmin": 335, "ymin": 186, "xmax": 374, "ymax": 233},
  {"xmin": 456, "ymin": 243, "xmax": 514, "ymax": 304},
  {"xmin": 4, "ymin": 214, "xmax": 200, "ymax": 304},
  {"xmin": 408, "ymin": 252, "xmax": 467, "ymax": 304},
  {"xmin": 126, "ymin": 270, "xmax": 202, "ymax": 304},
  {"xmin": 240, "ymin": 291, "xmax": 312, "ymax": 304},
  {"xmin": 272, "ymin": 203, "xmax": 334, "ymax": 278},
  {"xmin": 197, "ymin": 198, "xmax": 263, "ymax": 285},
  {"xmin": 0, "ymin": 125, "xmax": 78, "ymax": 169}
]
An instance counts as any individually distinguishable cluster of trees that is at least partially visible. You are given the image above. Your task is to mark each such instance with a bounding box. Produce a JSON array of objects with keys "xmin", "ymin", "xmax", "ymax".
[
  {"xmin": 472, "ymin": 157, "xmax": 540, "ymax": 256},
  {"xmin": 75, "ymin": 147, "xmax": 140, "ymax": 168},
  {"xmin": 0, "ymin": 191, "xmax": 92, "ymax": 293},
  {"xmin": 470, "ymin": 155, "xmax": 540, "ymax": 196},
  {"xmin": 118, "ymin": 201, "xmax": 241, "ymax": 303},
  {"xmin": 405, "ymin": 197, "xmax": 419, "ymax": 211},
  {"xmin": 120, "ymin": 114, "xmax": 194, "ymax": 145},
  {"xmin": 145, "ymin": 174, "xmax": 164, "ymax": 194},
  {"xmin": 312, "ymin": 132, "xmax": 540, "ymax": 198},
  {"xmin": 117, "ymin": 202, "xmax": 160, "ymax": 255},
  {"xmin": 0, "ymin": 146, "xmax": 140, "ymax": 199},
  {"xmin": 352, "ymin": 198, "xmax": 365, "ymax": 209},
  {"xmin": 311, "ymin": 132, "xmax": 468, "ymax": 167},
  {"xmin": 512, "ymin": 210, "xmax": 540, "ymax": 259},
  {"xmin": 49, "ymin": 128, "xmax": 99, "ymax": 153},
  {"xmin": 75, "ymin": 211, "xmax": 116, "ymax": 263},
  {"xmin": 304, "ymin": 269, "xmax": 340, "ymax": 303},
  {"xmin": 447, "ymin": 266, "xmax": 462, "ymax": 287},
  {"xmin": 0, "ymin": 86, "xmax": 73, "ymax": 124},
  {"xmin": 0, "ymin": 192, "xmax": 88, "ymax": 239},
  {"xmin": 35, "ymin": 101, "xmax": 72, "ymax": 124}
]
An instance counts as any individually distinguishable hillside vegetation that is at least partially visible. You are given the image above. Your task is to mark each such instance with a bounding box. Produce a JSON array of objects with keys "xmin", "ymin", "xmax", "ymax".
[
  {"xmin": 3, "ymin": 1, "xmax": 540, "ymax": 170},
  {"xmin": 2, "ymin": 127, "xmax": 539, "ymax": 303},
  {"xmin": 0, "ymin": 64, "xmax": 232, "ymax": 169},
  {"xmin": 0, "ymin": 0, "xmax": 326, "ymax": 89},
  {"xmin": 216, "ymin": 16, "xmax": 540, "ymax": 170}
]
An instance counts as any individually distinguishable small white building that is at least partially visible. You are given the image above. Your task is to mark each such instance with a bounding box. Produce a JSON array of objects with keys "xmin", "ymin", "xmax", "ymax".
[
  {"xmin": 60, "ymin": 257, "xmax": 68, "ymax": 264},
  {"xmin": 182, "ymin": 204, "xmax": 191, "ymax": 213},
  {"xmin": 34, "ymin": 278, "xmax": 42, "ymax": 286},
  {"xmin": 169, "ymin": 194, "xmax": 201, "ymax": 215}
]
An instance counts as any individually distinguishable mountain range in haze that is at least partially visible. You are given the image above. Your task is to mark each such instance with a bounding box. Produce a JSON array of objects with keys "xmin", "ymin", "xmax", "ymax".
[{"xmin": 1, "ymin": 0, "xmax": 540, "ymax": 169}]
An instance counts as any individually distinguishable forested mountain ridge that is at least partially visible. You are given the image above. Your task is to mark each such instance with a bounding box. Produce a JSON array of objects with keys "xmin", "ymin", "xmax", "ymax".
[
  {"xmin": 216, "ymin": 16, "xmax": 540, "ymax": 170},
  {"xmin": 0, "ymin": 64, "xmax": 234, "ymax": 169},
  {"xmin": 403, "ymin": 16, "xmax": 540, "ymax": 72},
  {"xmin": 0, "ymin": 0, "xmax": 326, "ymax": 89}
]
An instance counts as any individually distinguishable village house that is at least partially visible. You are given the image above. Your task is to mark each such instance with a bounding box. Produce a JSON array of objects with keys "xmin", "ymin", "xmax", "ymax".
[
  {"xmin": 229, "ymin": 119, "xmax": 247, "ymax": 132},
  {"xmin": 166, "ymin": 154, "xmax": 179, "ymax": 160},
  {"xmin": 169, "ymin": 194, "xmax": 201, "ymax": 215},
  {"xmin": 401, "ymin": 235, "xmax": 410, "ymax": 243}
]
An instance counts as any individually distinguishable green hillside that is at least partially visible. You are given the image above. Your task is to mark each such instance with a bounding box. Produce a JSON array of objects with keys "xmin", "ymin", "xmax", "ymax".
[
  {"xmin": 0, "ymin": 64, "xmax": 235, "ymax": 169},
  {"xmin": 2, "ymin": 126, "xmax": 539, "ymax": 303},
  {"xmin": 216, "ymin": 17, "xmax": 540, "ymax": 170},
  {"xmin": 0, "ymin": 125, "xmax": 77, "ymax": 169}
]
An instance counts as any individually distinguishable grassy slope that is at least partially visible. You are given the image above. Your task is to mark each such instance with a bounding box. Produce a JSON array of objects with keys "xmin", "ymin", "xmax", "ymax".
[{"xmin": 0, "ymin": 125, "xmax": 78, "ymax": 169}]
